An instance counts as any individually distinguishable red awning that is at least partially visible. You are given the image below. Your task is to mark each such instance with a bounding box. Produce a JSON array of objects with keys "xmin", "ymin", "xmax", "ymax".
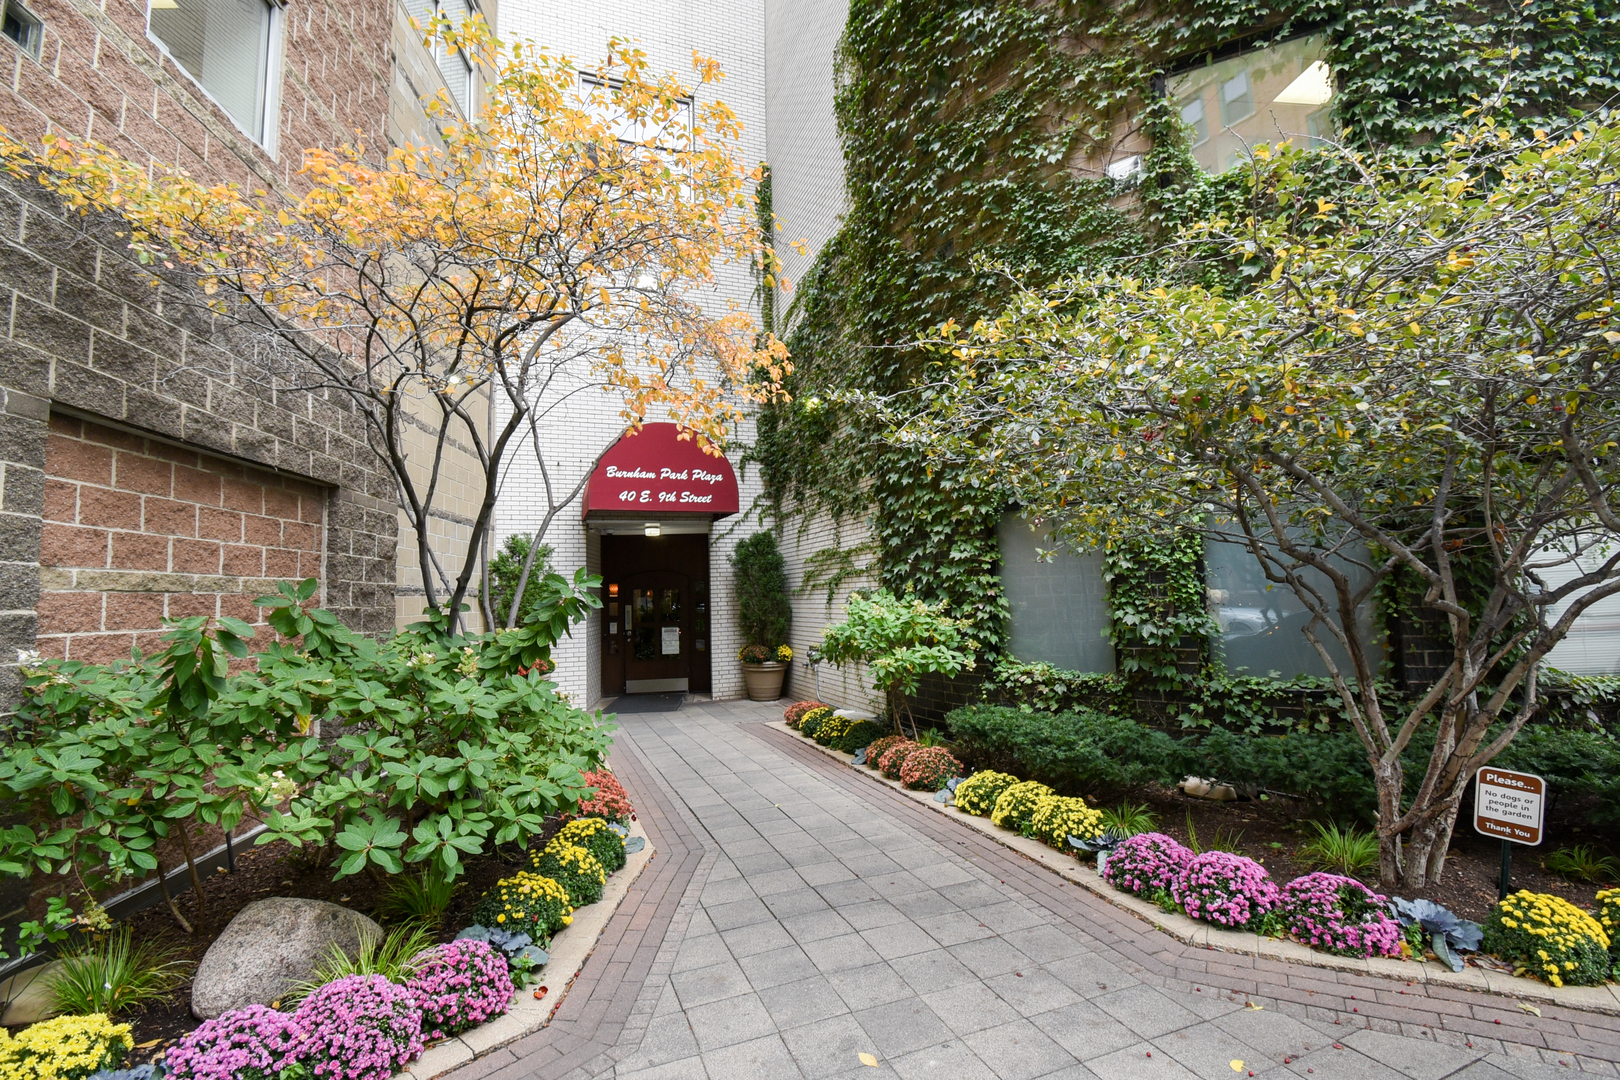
[{"xmin": 581, "ymin": 423, "xmax": 740, "ymax": 519}]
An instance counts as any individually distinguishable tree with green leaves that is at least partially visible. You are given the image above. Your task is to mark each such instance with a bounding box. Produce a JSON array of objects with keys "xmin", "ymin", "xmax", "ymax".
[
  {"xmin": 820, "ymin": 588, "xmax": 978, "ymax": 736},
  {"xmin": 731, "ymin": 532, "xmax": 792, "ymax": 648},
  {"xmin": 885, "ymin": 119, "xmax": 1620, "ymax": 889}
]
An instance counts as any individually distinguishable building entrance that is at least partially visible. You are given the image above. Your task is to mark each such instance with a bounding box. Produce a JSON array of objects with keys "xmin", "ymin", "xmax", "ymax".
[{"xmin": 601, "ymin": 534, "xmax": 711, "ymax": 696}]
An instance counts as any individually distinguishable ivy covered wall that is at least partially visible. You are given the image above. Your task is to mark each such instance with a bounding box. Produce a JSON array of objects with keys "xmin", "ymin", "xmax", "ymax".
[{"xmin": 752, "ymin": 0, "xmax": 1620, "ymax": 719}]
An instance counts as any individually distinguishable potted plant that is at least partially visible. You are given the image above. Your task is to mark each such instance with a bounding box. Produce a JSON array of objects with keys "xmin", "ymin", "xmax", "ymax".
[{"xmin": 732, "ymin": 532, "xmax": 793, "ymax": 701}]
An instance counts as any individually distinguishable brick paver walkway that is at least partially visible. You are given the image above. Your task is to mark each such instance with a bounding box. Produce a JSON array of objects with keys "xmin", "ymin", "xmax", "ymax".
[{"xmin": 447, "ymin": 700, "xmax": 1620, "ymax": 1080}]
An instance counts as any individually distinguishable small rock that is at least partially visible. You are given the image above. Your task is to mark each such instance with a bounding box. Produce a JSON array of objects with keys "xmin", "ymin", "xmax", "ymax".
[{"xmin": 191, "ymin": 897, "xmax": 381, "ymax": 1019}]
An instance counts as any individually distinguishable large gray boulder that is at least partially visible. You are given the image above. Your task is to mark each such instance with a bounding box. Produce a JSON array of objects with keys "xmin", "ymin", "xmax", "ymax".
[{"xmin": 191, "ymin": 897, "xmax": 381, "ymax": 1019}]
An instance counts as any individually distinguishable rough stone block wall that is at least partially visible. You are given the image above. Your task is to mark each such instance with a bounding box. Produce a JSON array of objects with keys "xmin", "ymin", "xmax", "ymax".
[{"xmin": 36, "ymin": 414, "xmax": 328, "ymax": 663}]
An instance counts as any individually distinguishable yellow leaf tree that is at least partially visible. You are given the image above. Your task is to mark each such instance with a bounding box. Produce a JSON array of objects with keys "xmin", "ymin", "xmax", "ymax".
[{"xmin": 1, "ymin": 17, "xmax": 788, "ymax": 629}]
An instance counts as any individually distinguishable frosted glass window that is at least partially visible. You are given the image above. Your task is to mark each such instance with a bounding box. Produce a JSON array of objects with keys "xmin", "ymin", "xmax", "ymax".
[
  {"xmin": 150, "ymin": 0, "xmax": 273, "ymax": 142},
  {"xmin": 1540, "ymin": 543, "xmax": 1620, "ymax": 675},
  {"xmin": 436, "ymin": 0, "xmax": 472, "ymax": 115},
  {"xmin": 997, "ymin": 515, "xmax": 1114, "ymax": 674},
  {"xmin": 1167, "ymin": 35, "xmax": 1331, "ymax": 174},
  {"xmin": 1205, "ymin": 534, "xmax": 1384, "ymax": 680}
]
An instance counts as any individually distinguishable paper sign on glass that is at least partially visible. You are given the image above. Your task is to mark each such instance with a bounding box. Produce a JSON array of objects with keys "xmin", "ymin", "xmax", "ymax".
[{"xmin": 661, "ymin": 627, "xmax": 680, "ymax": 655}]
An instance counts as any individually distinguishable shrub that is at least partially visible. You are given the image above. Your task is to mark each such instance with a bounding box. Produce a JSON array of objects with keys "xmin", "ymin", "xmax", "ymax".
[
  {"xmin": 833, "ymin": 720, "xmax": 886, "ymax": 753},
  {"xmin": 577, "ymin": 769, "xmax": 635, "ymax": 824},
  {"xmin": 161, "ymin": 1004, "xmax": 307, "ymax": 1080},
  {"xmin": 814, "ymin": 714, "xmax": 854, "ymax": 746},
  {"xmin": 798, "ymin": 707, "xmax": 835, "ymax": 739},
  {"xmin": 46, "ymin": 926, "xmax": 188, "ymax": 1016},
  {"xmin": 1098, "ymin": 802, "xmax": 1156, "ymax": 837},
  {"xmin": 407, "ymin": 939, "xmax": 514, "ymax": 1041},
  {"xmin": 1028, "ymin": 796, "xmax": 1104, "ymax": 851},
  {"xmin": 864, "ymin": 735, "xmax": 910, "ymax": 768},
  {"xmin": 878, "ymin": 740, "xmax": 919, "ymax": 779},
  {"xmin": 990, "ymin": 780, "xmax": 1055, "ymax": 832},
  {"xmin": 531, "ymin": 844, "xmax": 606, "ymax": 907},
  {"xmin": 1542, "ymin": 845, "xmax": 1620, "ymax": 884},
  {"xmin": 1281, "ymin": 873, "xmax": 1402, "ymax": 958},
  {"xmin": 0, "ymin": 1014, "xmax": 132, "ymax": 1080},
  {"xmin": 946, "ymin": 705, "xmax": 1184, "ymax": 793},
  {"xmin": 953, "ymin": 771, "xmax": 1018, "ymax": 817},
  {"xmin": 1482, "ymin": 890, "xmax": 1612, "ymax": 987},
  {"xmin": 784, "ymin": 701, "xmax": 827, "ymax": 727},
  {"xmin": 1173, "ymin": 851, "xmax": 1282, "ymax": 930},
  {"xmin": 1296, "ymin": 822, "xmax": 1379, "ymax": 877},
  {"xmin": 899, "ymin": 747, "xmax": 963, "ymax": 791},
  {"xmin": 294, "ymin": 974, "xmax": 423, "ymax": 1080},
  {"xmin": 1597, "ymin": 889, "xmax": 1620, "ymax": 965},
  {"xmin": 1103, "ymin": 832, "xmax": 1193, "ymax": 900},
  {"xmin": 471, "ymin": 872, "xmax": 573, "ymax": 942},
  {"xmin": 550, "ymin": 817, "xmax": 627, "ymax": 874},
  {"xmin": 732, "ymin": 532, "xmax": 791, "ymax": 650}
]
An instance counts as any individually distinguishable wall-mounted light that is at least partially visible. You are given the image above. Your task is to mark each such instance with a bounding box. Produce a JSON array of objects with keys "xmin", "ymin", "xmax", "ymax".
[
  {"xmin": 608, "ymin": 583, "xmax": 619, "ymax": 597},
  {"xmin": 644, "ymin": 523, "xmax": 661, "ymax": 537}
]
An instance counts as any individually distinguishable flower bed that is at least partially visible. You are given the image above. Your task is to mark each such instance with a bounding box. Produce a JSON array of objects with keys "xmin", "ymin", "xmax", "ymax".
[
  {"xmin": 877, "ymin": 740, "xmax": 919, "ymax": 779},
  {"xmin": 990, "ymin": 780, "xmax": 1056, "ymax": 832},
  {"xmin": 899, "ymin": 747, "xmax": 962, "ymax": 791},
  {"xmin": 409, "ymin": 940, "xmax": 516, "ymax": 1041},
  {"xmin": 1483, "ymin": 890, "xmax": 1612, "ymax": 987},
  {"xmin": 953, "ymin": 771, "xmax": 1018, "ymax": 817},
  {"xmin": 1282, "ymin": 873, "xmax": 1401, "ymax": 958}
]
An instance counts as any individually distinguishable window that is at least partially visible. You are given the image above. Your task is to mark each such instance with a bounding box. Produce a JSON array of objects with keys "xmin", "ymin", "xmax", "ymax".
[
  {"xmin": 1537, "ymin": 543, "xmax": 1620, "ymax": 676},
  {"xmin": 1167, "ymin": 34, "xmax": 1332, "ymax": 174},
  {"xmin": 1, "ymin": 1, "xmax": 42, "ymax": 59},
  {"xmin": 1179, "ymin": 96, "xmax": 1208, "ymax": 146},
  {"xmin": 149, "ymin": 0, "xmax": 277, "ymax": 146},
  {"xmin": 997, "ymin": 515, "xmax": 1114, "ymax": 674},
  {"xmin": 578, "ymin": 73, "xmax": 693, "ymax": 152},
  {"xmin": 408, "ymin": 0, "xmax": 474, "ymax": 116}
]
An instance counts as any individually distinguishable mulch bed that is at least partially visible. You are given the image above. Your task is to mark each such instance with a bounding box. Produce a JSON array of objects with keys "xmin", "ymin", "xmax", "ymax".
[
  {"xmin": 113, "ymin": 817, "xmax": 566, "ymax": 1058},
  {"xmin": 1119, "ymin": 785, "xmax": 1607, "ymax": 921}
]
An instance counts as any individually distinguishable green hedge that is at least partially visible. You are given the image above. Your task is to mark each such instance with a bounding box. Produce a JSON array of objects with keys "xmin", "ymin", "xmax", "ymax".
[{"xmin": 945, "ymin": 704, "xmax": 1620, "ymax": 829}]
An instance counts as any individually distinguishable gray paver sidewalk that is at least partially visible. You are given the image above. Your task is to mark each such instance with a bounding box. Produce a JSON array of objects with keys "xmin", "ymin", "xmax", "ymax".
[{"xmin": 456, "ymin": 700, "xmax": 1619, "ymax": 1080}]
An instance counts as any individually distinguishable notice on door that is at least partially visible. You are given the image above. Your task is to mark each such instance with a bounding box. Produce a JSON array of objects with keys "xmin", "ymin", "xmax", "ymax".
[
  {"xmin": 661, "ymin": 626, "xmax": 680, "ymax": 655},
  {"xmin": 1474, "ymin": 767, "xmax": 1545, "ymax": 845}
]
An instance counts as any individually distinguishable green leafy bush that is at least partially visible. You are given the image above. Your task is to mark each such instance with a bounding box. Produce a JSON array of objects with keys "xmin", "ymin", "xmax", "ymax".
[
  {"xmin": 832, "ymin": 720, "xmax": 886, "ymax": 753},
  {"xmin": 946, "ymin": 705, "xmax": 1183, "ymax": 793},
  {"xmin": 0, "ymin": 574, "xmax": 610, "ymax": 904},
  {"xmin": 990, "ymin": 780, "xmax": 1055, "ymax": 832},
  {"xmin": 953, "ymin": 771, "xmax": 1018, "ymax": 817},
  {"xmin": 732, "ymin": 532, "xmax": 792, "ymax": 648}
]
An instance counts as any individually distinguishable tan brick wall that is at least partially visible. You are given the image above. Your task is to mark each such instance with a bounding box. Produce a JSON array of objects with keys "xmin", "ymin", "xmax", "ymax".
[{"xmin": 35, "ymin": 413, "xmax": 326, "ymax": 662}]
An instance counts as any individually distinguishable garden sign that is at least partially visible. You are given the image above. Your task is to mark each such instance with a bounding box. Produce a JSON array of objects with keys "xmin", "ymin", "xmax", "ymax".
[{"xmin": 1473, "ymin": 766, "xmax": 1545, "ymax": 900}]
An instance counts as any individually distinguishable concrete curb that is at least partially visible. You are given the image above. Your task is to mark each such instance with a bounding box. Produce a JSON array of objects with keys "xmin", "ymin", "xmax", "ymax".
[
  {"xmin": 400, "ymin": 815, "xmax": 657, "ymax": 1079},
  {"xmin": 787, "ymin": 726, "xmax": 1620, "ymax": 1018}
]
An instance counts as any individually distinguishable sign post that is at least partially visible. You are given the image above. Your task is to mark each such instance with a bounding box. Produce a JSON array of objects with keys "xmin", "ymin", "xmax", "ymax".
[{"xmin": 1473, "ymin": 767, "xmax": 1545, "ymax": 901}]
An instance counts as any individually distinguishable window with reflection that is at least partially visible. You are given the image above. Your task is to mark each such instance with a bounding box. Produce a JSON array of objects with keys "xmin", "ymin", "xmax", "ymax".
[
  {"xmin": 1168, "ymin": 34, "xmax": 1333, "ymax": 174},
  {"xmin": 996, "ymin": 515, "xmax": 1114, "ymax": 674},
  {"xmin": 1204, "ymin": 533, "xmax": 1385, "ymax": 680}
]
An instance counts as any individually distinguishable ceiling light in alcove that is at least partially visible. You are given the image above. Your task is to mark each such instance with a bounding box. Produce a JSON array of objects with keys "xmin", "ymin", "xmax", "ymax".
[{"xmin": 644, "ymin": 523, "xmax": 661, "ymax": 537}]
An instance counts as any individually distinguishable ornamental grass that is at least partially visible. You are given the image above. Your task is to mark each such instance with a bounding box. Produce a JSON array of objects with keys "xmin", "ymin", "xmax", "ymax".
[
  {"xmin": 577, "ymin": 768, "xmax": 635, "ymax": 824},
  {"xmin": 814, "ymin": 713, "xmax": 854, "ymax": 746},
  {"xmin": 798, "ymin": 707, "xmax": 835, "ymax": 739},
  {"xmin": 1482, "ymin": 890, "xmax": 1612, "ymax": 987},
  {"xmin": 899, "ymin": 746, "xmax": 963, "ymax": 791},
  {"xmin": 1172, "ymin": 851, "xmax": 1282, "ymax": 930},
  {"xmin": 878, "ymin": 740, "xmax": 920, "ymax": 779},
  {"xmin": 1028, "ymin": 795, "xmax": 1104, "ymax": 850},
  {"xmin": 161, "ymin": 1004, "xmax": 307, "ymax": 1080},
  {"xmin": 293, "ymin": 974, "xmax": 424, "ymax": 1080},
  {"xmin": 407, "ymin": 939, "xmax": 515, "ymax": 1041},
  {"xmin": 784, "ymin": 700, "xmax": 828, "ymax": 727},
  {"xmin": 864, "ymin": 734, "xmax": 910, "ymax": 768},
  {"xmin": 532, "ymin": 843, "xmax": 607, "ymax": 907},
  {"xmin": 551, "ymin": 816, "xmax": 627, "ymax": 873},
  {"xmin": 1280, "ymin": 872, "xmax": 1402, "ymax": 958},
  {"xmin": 953, "ymin": 770, "xmax": 1018, "ymax": 817},
  {"xmin": 1102, "ymin": 831, "xmax": 1192, "ymax": 900},
  {"xmin": 989, "ymin": 780, "xmax": 1055, "ymax": 832},
  {"xmin": 0, "ymin": 1013, "xmax": 133, "ymax": 1080},
  {"xmin": 471, "ymin": 871, "xmax": 572, "ymax": 942}
]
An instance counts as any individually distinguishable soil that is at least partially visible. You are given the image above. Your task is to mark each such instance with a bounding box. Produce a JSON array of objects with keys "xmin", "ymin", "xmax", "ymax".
[
  {"xmin": 110, "ymin": 817, "xmax": 566, "ymax": 1064},
  {"xmin": 1106, "ymin": 784, "xmax": 1610, "ymax": 921}
]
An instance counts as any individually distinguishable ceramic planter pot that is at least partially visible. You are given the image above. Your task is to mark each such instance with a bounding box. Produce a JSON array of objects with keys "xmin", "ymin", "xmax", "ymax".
[{"xmin": 741, "ymin": 662, "xmax": 787, "ymax": 702}]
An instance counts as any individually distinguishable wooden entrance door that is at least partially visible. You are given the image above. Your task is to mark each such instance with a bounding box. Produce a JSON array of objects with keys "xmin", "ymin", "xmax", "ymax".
[{"xmin": 624, "ymin": 571, "xmax": 689, "ymax": 691}]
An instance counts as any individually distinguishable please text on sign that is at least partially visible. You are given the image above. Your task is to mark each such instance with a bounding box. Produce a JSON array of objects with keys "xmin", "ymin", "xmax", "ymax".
[{"xmin": 1473, "ymin": 767, "xmax": 1545, "ymax": 846}]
